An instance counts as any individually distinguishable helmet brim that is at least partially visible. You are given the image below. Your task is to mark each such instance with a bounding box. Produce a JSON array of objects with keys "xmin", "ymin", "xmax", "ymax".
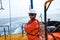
[{"xmin": 29, "ymin": 13, "xmax": 36, "ymax": 15}]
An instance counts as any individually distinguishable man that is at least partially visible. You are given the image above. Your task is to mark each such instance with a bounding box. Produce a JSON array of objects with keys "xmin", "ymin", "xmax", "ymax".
[{"xmin": 24, "ymin": 9, "xmax": 40, "ymax": 40}]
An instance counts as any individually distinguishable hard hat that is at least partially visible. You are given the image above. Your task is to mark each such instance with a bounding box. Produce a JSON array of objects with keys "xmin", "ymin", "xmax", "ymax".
[{"xmin": 29, "ymin": 9, "xmax": 36, "ymax": 15}]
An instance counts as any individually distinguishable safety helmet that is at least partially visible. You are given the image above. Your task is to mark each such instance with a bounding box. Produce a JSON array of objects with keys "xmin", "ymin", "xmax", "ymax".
[{"xmin": 29, "ymin": 9, "xmax": 36, "ymax": 15}]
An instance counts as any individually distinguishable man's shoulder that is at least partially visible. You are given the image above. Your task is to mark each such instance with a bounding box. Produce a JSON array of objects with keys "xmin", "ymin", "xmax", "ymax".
[
  {"xmin": 34, "ymin": 19, "xmax": 40, "ymax": 23},
  {"xmin": 35, "ymin": 19, "xmax": 40, "ymax": 22}
]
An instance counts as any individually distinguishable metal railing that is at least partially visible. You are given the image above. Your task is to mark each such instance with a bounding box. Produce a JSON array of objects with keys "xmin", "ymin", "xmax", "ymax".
[{"xmin": 0, "ymin": 25, "xmax": 9, "ymax": 40}]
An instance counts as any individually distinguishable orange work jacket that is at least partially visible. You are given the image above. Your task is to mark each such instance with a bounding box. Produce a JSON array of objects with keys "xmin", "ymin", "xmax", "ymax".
[{"xmin": 24, "ymin": 19, "xmax": 40, "ymax": 40}]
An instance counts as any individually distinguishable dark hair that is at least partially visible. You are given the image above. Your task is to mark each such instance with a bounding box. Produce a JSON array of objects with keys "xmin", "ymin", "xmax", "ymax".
[{"xmin": 29, "ymin": 13, "xmax": 36, "ymax": 15}]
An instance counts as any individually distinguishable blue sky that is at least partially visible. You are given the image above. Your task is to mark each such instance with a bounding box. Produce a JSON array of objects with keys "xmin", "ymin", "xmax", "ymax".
[{"xmin": 0, "ymin": 0, "xmax": 60, "ymax": 21}]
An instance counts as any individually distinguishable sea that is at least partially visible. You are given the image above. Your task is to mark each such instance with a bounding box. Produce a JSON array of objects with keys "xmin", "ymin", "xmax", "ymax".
[
  {"xmin": 0, "ymin": 17, "xmax": 29, "ymax": 36},
  {"xmin": 0, "ymin": 17, "xmax": 59, "ymax": 36}
]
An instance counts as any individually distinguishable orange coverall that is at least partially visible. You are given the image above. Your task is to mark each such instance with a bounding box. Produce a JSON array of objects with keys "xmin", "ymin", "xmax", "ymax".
[{"xmin": 24, "ymin": 19, "xmax": 40, "ymax": 40}]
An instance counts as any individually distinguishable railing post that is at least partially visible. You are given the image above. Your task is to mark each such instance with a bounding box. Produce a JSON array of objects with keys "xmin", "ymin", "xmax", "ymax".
[
  {"xmin": 4, "ymin": 28, "xmax": 6, "ymax": 40},
  {"xmin": 21, "ymin": 24, "xmax": 24, "ymax": 37}
]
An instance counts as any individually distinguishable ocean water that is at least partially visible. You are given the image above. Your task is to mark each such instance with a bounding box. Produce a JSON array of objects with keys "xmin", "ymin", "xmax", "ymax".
[
  {"xmin": 0, "ymin": 17, "xmax": 29, "ymax": 35},
  {"xmin": 0, "ymin": 16, "xmax": 60, "ymax": 36}
]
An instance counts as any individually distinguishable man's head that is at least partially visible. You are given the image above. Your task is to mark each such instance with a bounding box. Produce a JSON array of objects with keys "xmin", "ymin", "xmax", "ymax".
[{"xmin": 28, "ymin": 9, "xmax": 37, "ymax": 20}]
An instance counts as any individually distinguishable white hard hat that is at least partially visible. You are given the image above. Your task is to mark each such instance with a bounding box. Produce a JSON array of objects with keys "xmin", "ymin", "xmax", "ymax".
[{"xmin": 29, "ymin": 9, "xmax": 36, "ymax": 15}]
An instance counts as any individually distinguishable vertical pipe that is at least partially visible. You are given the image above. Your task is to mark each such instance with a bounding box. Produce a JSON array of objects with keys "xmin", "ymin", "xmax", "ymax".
[
  {"xmin": 44, "ymin": 6, "xmax": 48, "ymax": 40},
  {"xmin": 9, "ymin": 0, "xmax": 11, "ymax": 40},
  {"xmin": 30, "ymin": 0, "xmax": 33, "ymax": 9},
  {"xmin": 44, "ymin": 0, "xmax": 53, "ymax": 40}
]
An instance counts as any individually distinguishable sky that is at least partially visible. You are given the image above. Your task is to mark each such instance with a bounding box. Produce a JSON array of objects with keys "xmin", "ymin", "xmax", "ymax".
[{"xmin": 0, "ymin": 0, "xmax": 60, "ymax": 21}]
